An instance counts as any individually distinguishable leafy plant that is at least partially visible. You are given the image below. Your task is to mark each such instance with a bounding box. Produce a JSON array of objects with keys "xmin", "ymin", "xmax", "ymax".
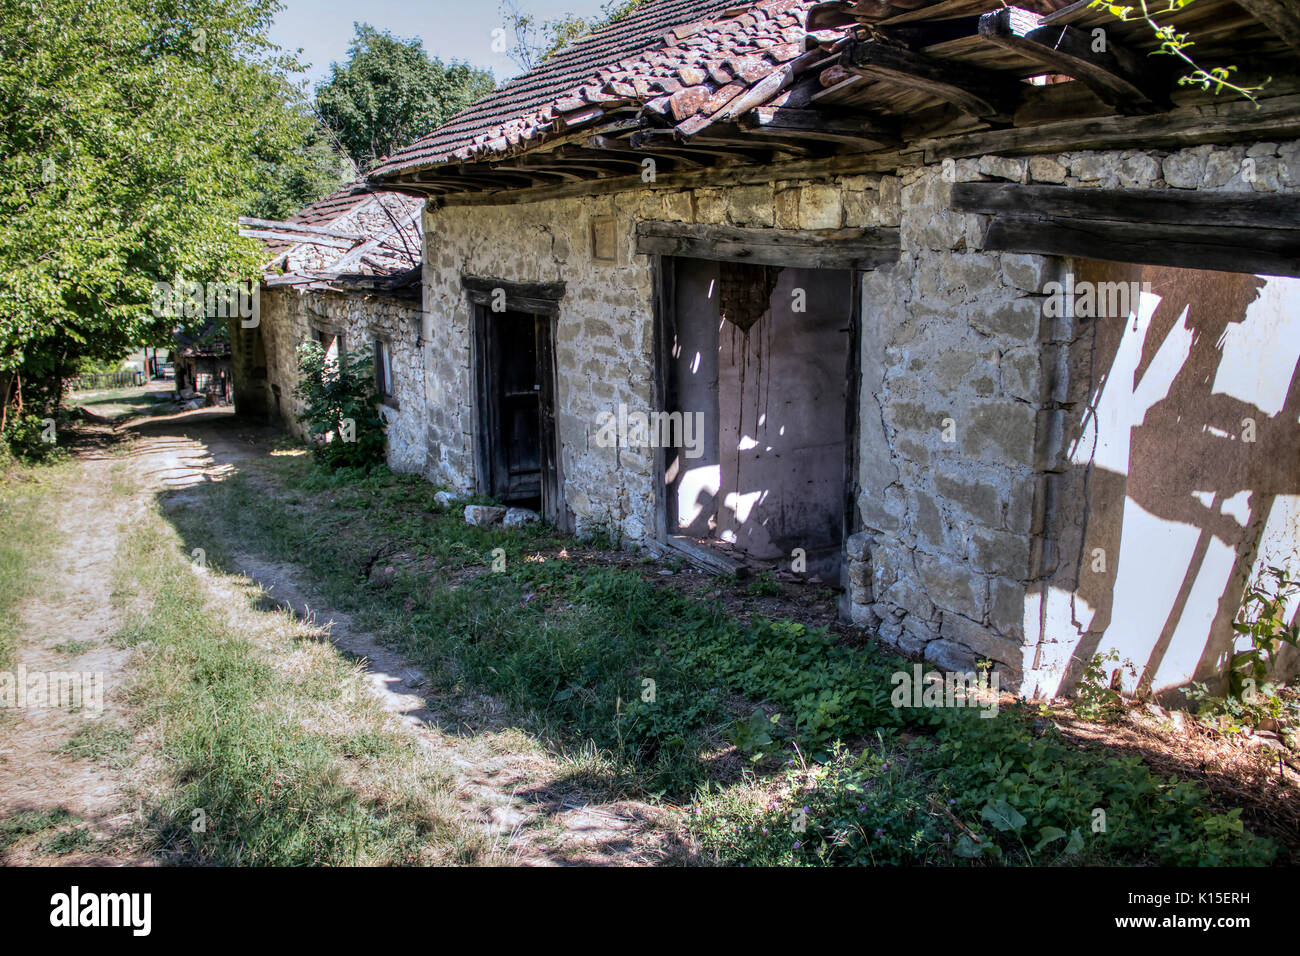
[
  {"xmin": 1073, "ymin": 648, "xmax": 1133, "ymax": 722},
  {"xmin": 1, "ymin": 413, "xmax": 63, "ymax": 463},
  {"xmin": 1229, "ymin": 565, "xmax": 1300, "ymax": 701},
  {"xmin": 293, "ymin": 341, "xmax": 387, "ymax": 470},
  {"xmin": 1089, "ymin": 0, "xmax": 1269, "ymax": 103}
]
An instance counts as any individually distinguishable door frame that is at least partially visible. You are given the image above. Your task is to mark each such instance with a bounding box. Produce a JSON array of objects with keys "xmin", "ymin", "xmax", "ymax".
[
  {"xmin": 650, "ymin": 253, "xmax": 862, "ymax": 566},
  {"xmin": 464, "ymin": 275, "xmax": 569, "ymax": 530}
]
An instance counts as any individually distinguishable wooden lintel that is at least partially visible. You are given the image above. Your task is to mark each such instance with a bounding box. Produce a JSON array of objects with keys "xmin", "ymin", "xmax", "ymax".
[
  {"xmin": 634, "ymin": 221, "xmax": 900, "ymax": 270},
  {"xmin": 981, "ymin": 213, "xmax": 1300, "ymax": 277},
  {"xmin": 978, "ymin": 7, "xmax": 1170, "ymax": 114},
  {"xmin": 844, "ymin": 39, "xmax": 1021, "ymax": 122},
  {"xmin": 1234, "ymin": 0, "xmax": 1300, "ymax": 53},
  {"xmin": 461, "ymin": 274, "xmax": 566, "ymax": 315},
  {"xmin": 951, "ymin": 182, "xmax": 1300, "ymax": 231}
]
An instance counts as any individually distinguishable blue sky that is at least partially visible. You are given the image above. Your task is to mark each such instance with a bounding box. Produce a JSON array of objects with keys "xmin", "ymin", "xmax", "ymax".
[{"xmin": 267, "ymin": 0, "xmax": 614, "ymax": 88}]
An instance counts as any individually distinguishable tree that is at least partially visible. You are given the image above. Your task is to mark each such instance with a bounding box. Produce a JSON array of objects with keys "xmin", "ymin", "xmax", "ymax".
[
  {"xmin": 498, "ymin": 0, "xmax": 647, "ymax": 74},
  {"xmin": 0, "ymin": 0, "xmax": 319, "ymax": 419},
  {"xmin": 315, "ymin": 23, "xmax": 496, "ymax": 172},
  {"xmin": 246, "ymin": 126, "xmax": 355, "ymax": 222}
]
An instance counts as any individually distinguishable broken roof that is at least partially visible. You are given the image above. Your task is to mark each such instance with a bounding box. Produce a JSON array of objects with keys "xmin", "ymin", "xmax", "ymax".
[
  {"xmin": 241, "ymin": 182, "xmax": 424, "ymax": 297},
  {"xmin": 368, "ymin": 0, "xmax": 1298, "ymax": 199}
]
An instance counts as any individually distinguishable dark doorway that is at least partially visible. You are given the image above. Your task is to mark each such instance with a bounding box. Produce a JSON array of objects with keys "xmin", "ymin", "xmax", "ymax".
[
  {"xmin": 474, "ymin": 307, "xmax": 560, "ymax": 519},
  {"xmin": 661, "ymin": 257, "xmax": 855, "ymax": 581}
]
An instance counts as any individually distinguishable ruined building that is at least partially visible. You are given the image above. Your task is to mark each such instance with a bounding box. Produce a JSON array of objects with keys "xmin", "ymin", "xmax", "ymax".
[{"xmin": 237, "ymin": 0, "xmax": 1300, "ymax": 699}]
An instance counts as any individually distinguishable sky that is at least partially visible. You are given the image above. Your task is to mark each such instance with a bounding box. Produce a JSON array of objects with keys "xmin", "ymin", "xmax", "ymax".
[{"xmin": 267, "ymin": 0, "xmax": 614, "ymax": 89}]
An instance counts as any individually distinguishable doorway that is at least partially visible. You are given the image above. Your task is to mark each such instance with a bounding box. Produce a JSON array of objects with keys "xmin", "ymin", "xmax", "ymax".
[
  {"xmin": 473, "ymin": 306, "xmax": 561, "ymax": 521},
  {"xmin": 660, "ymin": 256, "xmax": 856, "ymax": 580}
]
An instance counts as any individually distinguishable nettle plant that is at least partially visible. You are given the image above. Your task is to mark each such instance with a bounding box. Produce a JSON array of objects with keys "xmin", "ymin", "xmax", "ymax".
[
  {"xmin": 1228, "ymin": 565, "xmax": 1300, "ymax": 699},
  {"xmin": 293, "ymin": 341, "xmax": 386, "ymax": 470}
]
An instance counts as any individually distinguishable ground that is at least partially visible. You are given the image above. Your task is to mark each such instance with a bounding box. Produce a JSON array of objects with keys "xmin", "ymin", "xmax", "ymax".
[
  {"xmin": 0, "ymin": 407, "xmax": 681, "ymax": 865},
  {"xmin": 1, "ymin": 399, "xmax": 1297, "ymax": 867}
]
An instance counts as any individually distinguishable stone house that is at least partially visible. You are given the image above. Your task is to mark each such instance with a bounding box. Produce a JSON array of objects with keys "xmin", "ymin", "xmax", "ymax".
[
  {"xmin": 241, "ymin": 0, "xmax": 1300, "ymax": 700},
  {"xmin": 235, "ymin": 182, "xmax": 428, "ymax": 473}
]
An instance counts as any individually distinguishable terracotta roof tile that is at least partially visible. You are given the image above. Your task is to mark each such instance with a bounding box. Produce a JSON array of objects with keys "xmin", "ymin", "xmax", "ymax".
[{"xmin": 369, "ymin": 0, "xmax": 820, "ymax": 181}]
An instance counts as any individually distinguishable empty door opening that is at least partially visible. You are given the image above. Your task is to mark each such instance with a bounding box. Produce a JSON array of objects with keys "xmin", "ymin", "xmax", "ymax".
[{"xmin": 662, "ymin": 257, "xmax": 855, "ymax": 581}]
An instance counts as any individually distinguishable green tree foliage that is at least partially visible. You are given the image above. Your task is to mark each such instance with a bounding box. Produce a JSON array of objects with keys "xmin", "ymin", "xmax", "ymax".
[
  {"xmin": 293, "ymin": 341, "xmax": 386, "ymax": 470},
  {"xmin": 0, "ymin": 0, "xmax": 319, "ymax": 416},
  {"xmin": 246, "ymin": 127, "xmax": 355, "ymax": 222},
  {"xmin": 315, "ymin": 23, "xmax": 495, "ymax": 172},
  {"xmin": 499, "ymin": 0, "xmax": 647, "ymax": 73}
]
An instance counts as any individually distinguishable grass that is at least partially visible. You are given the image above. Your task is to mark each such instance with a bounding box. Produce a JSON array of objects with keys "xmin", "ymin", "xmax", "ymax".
[
  {"xmin": 0, "ymin": 458, "xmax": 68, "ymax": 668},
  {"xmin": 68, "ymin": 383, "xmax": 174, "ymax": 422},
  {"xmin": 58, "ymin": 722, "xmax": 134, "ymax": 770},
  {"xmin": 110, "ymin": 494, "xmax": 498, "ymax": 866},
  {"xmin": 174, "ymin": 452, "xmax": 1287, "ymax": 866},
  {"xmin": 0, "ymin": 807, "xmax": 79, "ymax": 855}
]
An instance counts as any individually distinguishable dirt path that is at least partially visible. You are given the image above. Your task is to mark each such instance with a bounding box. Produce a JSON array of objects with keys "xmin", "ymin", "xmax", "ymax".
[
  {"xmin": 0, "ymin": 428, "xmax": 144, "ymax": 863},
  {"xmin": 1, "ymin": 408, "xmax": 677, "ymax": 865}
]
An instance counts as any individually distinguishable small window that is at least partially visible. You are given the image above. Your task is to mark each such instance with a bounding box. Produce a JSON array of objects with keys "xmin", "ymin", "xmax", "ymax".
[
  {"xmin": 374, "ymin": 339, "xmax": 394, "ymax": 402},
  {"xmin": 313, "ymin": 328, "xmax": 342, "ymax": 364}
]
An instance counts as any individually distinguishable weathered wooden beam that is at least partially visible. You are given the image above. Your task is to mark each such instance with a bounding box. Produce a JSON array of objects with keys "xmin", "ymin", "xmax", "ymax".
[
  {"xmin": 951, "ymin": 182, "xmax": 1300, "ymax": 230},
  {"xmin": 843, "ymin": 39, "xmax": 1021, "ymax": 121},
  {"xmin": 631, "ymin": 128, "xmax": 771, "ymax": 162},
  {"xmin": 738, "ymin": 106, "xmax": 903, "ymax": 147},
  {"xmin": 634, "ymin": 221, "xmax": 900, "ymax": 269},
  {"xmin": 978, "ymin": 7, "xmax": 1170, "ymax": 114},
  {"xmin": 980, "ymin": 213, "xmax": 1300, "ymax": 277},
  {"xmin": 237, "ymin": 217, "xmax": 364, "ymax": 241},
  {"xmin": 461, "ymin": 274, "xmax": 567, "ymax": 312},
  {"xmin": 582, "ymin": 136, "xmax": 710, "ymax": 169},
  {"xmin": 924, "ymin": 92, "xmax": 1300, "ymax": 160},
  {"xmin": 239, "ymin": 229, "xmax": 355, "ymax": 249},
  {"xmin": 1232, "ymin": 0, "xmax": 1300, "ymax": 53},
  {"xmin": 434, "ymin": 149, "xmax": 915, "ymax": 208}
]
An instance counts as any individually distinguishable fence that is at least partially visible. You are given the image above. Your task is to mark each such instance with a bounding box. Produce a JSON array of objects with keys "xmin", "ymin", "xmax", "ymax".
[{"xmin": 68, "ymin": 371, "xmax": 145, "ymax": 391}]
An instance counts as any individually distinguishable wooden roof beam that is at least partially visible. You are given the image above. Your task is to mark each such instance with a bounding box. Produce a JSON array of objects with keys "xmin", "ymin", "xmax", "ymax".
[
  {"xmin": 582, "ymin": 135, "xmax": 712, "ymax": 168},
  {"xmin": 630, "ymin": 128, "xmax": 771, "ymax": 163},
  {"xmin": 843, "ymin": 39, "xmax": 1021, "ymax": 122},
  {"xmin": 1233, "ymin": 0, "xmax": 1300, "ymax": 53},
  {"xmin": 738, "ymin": 106, "xmax": 902, "ymax": 147},
  {"xmin": 978, "ymin": 7, "xmax": 1172, "ymax": 114}
]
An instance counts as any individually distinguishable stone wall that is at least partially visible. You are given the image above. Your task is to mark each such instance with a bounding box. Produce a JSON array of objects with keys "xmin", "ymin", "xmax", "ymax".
[
  {"xmin": 420, "ymin": 170, "xmax": 900, "ymax": 541},
  {"xmin": 841, "ymin": 139, "xmax": 1300, "ymax": 696},
  {"xmin": 259, "ymin": 286, "xmax": 427, "ymax": 475}
]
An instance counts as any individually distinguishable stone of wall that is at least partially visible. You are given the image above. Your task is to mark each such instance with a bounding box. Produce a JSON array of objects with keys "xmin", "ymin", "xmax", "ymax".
[{"xmin": 259, "ymin": 286, "xmax": 426, "ymax": 475}]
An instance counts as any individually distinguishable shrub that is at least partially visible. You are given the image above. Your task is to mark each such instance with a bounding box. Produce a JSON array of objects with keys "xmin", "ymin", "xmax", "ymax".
[
  {"xmin": 293, "ymin": 342, "xmax": 386, "ymax": 470},
  {"xmin": 1, "ymin": 413, "xmax": 63, "ymax": 463}
]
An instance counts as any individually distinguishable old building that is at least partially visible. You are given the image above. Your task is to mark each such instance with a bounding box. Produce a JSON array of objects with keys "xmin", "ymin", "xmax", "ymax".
[
  {"xmin": 234, "ymin": 182, "xmax": 427, "ymax": 473},
  {"xmin": 249, "ymin": 0, "xmax": 1300, "ymax": 700}
]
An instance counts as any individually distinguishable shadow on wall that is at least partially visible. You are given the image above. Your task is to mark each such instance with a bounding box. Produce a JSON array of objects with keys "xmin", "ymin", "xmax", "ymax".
[{"xmin": 1034, "ymin": 262, "xmax": 1300, "ymax": 700}]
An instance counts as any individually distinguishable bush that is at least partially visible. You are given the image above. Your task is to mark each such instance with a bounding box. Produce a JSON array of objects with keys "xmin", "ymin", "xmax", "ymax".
[
  {"xmin": 1, "ymin": 413, "xmax": 64, "ymax": 463},
  {"xmin": 293, "ymin": 342, "xmax": 386, "ymax": 470}
]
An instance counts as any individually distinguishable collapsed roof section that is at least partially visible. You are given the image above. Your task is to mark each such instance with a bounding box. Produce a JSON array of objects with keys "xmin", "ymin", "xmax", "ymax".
[
  {"xmin": 366, "ymin": 0, "xmax": 1300, "ymax": 200},
  {"xmin": 239, "ymin": 182, "xmax": 424, "ymax": 298}
]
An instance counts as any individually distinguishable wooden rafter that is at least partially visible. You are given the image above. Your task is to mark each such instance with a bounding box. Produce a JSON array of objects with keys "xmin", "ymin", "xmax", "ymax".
[
  {"xmin": 843, "ymin": 39, "xmax": 1022, "ymax": 121},
  {"xmin": 978, "ymin": 7, "xmax": 1171, "ymax": 113},
  {"xmin": 739, "ymin": 106, "xmax": 902, "ymax": 147},
  {"xmin": 1234, "ymin": 0, "xmax": 1300, "ymax": 53}
]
